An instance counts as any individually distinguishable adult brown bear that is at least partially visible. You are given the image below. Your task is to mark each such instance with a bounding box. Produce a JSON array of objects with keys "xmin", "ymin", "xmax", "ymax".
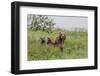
[
  {"xmin": 54, "ymin": 32, "xmax": 66, "ymax": 52},
  {"xmin": 46, "ymin": 32, "xmax": 66, "ymax": 52}
]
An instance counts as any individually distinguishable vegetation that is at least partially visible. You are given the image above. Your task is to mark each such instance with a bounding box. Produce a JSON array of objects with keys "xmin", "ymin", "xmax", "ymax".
[
  {"xmin": 28, "ymin": 29, "xmax": 88, "ymax": 60},
  {"xmin": 28, "ymin": 15, "xmax": 88, "ymax": 61},
  {"xmin": 28, "ymin": 15, "xmax": 56, "ymax": 33}
]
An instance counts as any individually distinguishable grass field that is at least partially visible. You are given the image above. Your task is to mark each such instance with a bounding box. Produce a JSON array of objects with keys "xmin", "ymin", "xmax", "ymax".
[{"xmin": 28, "ymin": 29, "xmax": 88, "ymax": 61}]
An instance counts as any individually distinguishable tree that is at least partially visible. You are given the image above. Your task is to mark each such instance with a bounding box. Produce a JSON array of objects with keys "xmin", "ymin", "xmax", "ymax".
[{"xmin": 28, "ymin": 15, "xmax": 56, "ymax": 32}]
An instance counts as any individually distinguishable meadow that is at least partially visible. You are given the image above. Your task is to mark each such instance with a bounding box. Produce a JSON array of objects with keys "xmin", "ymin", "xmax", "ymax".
[{"xmin": 28, "ymin": 29, "xmax": 88, "ymax": 61}]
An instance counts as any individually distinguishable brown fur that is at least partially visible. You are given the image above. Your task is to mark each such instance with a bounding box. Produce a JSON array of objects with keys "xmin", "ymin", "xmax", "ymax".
[
  {"xmin": 40, "ymin": 32, "xmax": 66, "ymax": 52},
  {"xmin": 47, "ymin": 37, "xmax": 53, "ymax": 44},
  {"xmin": 54, "ymin": 32, "xmax": 66, "ymax": 52},
  {"xmin": 47, "ymin": 32, "xmax": 66, "ymax": 52}
]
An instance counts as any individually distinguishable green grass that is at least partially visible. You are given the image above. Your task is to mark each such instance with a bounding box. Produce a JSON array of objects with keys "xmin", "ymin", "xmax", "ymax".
[{"xmin": 28, "ymin": 29, "xmax": 88, "ymax": 61}]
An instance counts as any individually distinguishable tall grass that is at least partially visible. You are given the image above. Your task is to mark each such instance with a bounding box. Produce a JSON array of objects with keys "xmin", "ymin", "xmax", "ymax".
[{"xmin": 28, "ymin": 29, "xmax": 88, "ymax": 61}]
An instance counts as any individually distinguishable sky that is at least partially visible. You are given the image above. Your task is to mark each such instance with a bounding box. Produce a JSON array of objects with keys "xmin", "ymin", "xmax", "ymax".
[{"xmin": 27, "ymin": 15, "xmax": 88, "ymax": 31}]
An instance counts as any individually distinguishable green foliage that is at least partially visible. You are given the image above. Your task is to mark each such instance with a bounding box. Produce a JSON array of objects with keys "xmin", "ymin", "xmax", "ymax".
[
  {"xmin": 29, "ymin": 15, "xmax": 55, "ymax": 33},
  {"xmin": 28, "ymin": 30, "xmax": 88, "ymax": 60}
]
